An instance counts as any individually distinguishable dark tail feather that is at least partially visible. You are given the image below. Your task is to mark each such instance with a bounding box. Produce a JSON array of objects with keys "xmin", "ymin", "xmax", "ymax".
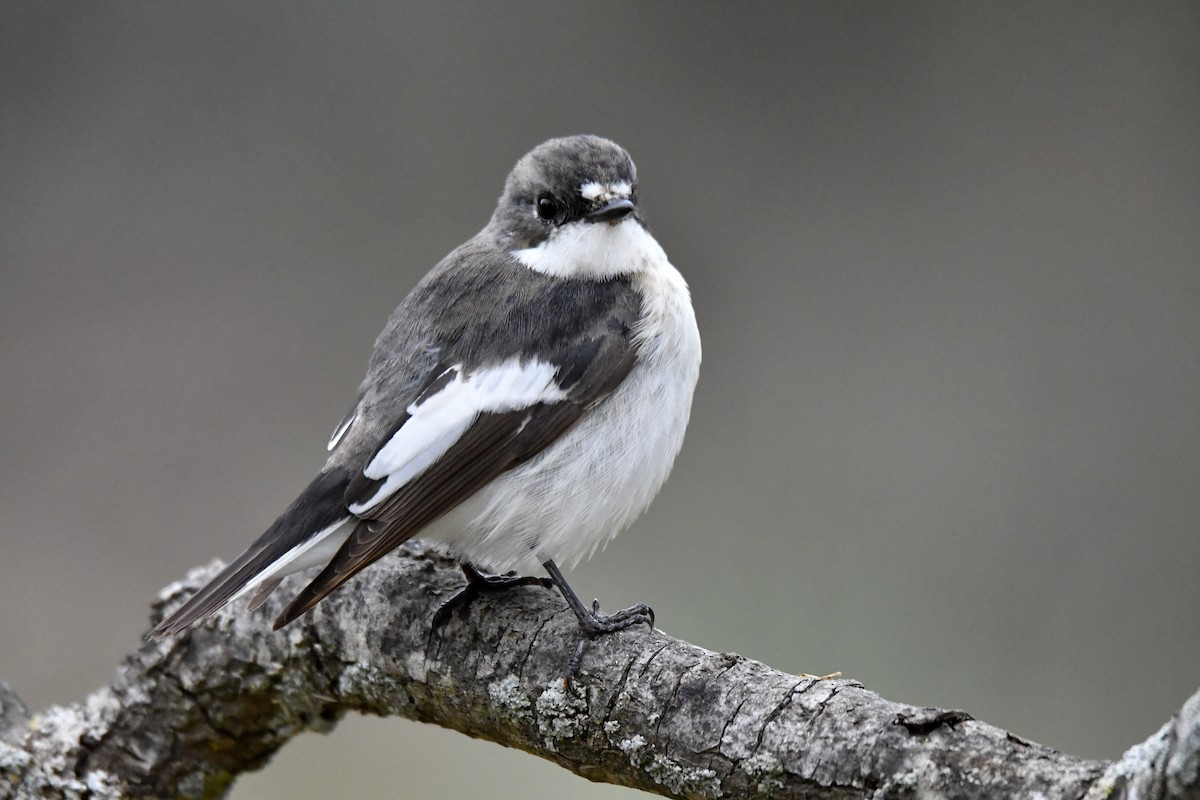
[
  {"xmin": 246, "ymin": 577, "xmax": 284, "ymax": 612},
  {"xmin": 147, "ymin": 544, "xmax": 270, "ymax": 639},
  {"xmin": 272, "ymin": 521, "xmax": 375, "ymax": 629},
  {"xmin": 147, "ymin": 468, "xmax": 351, "ymax": 639}
]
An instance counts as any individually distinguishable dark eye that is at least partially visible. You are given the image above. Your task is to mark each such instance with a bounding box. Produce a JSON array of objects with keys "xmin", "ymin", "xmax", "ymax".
[{"xmin": 536, "ymin": 195, "xmax": 558, "ymax": 221}]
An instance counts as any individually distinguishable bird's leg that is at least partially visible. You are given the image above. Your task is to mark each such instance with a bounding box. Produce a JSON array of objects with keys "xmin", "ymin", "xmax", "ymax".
[
  {"xmin": 542, "ymin": 559, "xmax": 654, "ymax": 690},
  {"xmin": 431, "ymin": 562, "xmax": 553, "ymax": 629}
]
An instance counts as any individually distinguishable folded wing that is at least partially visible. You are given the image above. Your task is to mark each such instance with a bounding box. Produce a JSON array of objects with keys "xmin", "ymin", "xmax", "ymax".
[{"xmin": 273, "ymin": 334, "xmax": 637, "ymax": 628}]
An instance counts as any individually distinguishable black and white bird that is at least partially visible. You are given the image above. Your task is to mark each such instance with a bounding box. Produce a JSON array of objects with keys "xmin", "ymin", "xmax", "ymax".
[{"xmin": 150, "ymin": 135, "xmax": 701, "ymax": 671}]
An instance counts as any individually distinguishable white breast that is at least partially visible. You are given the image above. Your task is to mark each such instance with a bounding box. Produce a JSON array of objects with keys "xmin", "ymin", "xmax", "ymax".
[{"xmin": 426, "ymin": 222, "xmax": 702, "ymax": 573}]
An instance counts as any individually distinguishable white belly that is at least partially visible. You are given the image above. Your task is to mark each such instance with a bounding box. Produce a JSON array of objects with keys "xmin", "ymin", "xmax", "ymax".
[{"xmin": 424, "ymin": 263, "xmax": 701, "ymax": 573}]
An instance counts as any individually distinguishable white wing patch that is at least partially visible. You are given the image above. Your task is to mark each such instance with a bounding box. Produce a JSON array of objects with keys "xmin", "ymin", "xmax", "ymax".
[
  {"xmin": 327, "ymin": 408, "xmax": 357, "ymax": 451},
  {"xmin": 348, "ymin": 357, "xmax": 568, "ymax": 515}
]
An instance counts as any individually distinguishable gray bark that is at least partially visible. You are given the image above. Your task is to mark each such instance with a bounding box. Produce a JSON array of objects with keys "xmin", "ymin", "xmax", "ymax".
[{"xmin": 0, "ymin": 548, "xmax": 1196, "ymax": 799}]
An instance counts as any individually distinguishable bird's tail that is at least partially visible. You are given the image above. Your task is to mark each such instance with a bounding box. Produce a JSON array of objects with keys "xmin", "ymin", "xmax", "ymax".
[{"xmin": 147, "ymin": 468, "xmax": 352, "ymax": 639}]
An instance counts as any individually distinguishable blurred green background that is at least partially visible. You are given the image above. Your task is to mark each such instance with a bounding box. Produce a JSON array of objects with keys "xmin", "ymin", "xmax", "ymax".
[{"xmin": 2, "ymin": 3, "xmax": 1198, "ymax": 797}]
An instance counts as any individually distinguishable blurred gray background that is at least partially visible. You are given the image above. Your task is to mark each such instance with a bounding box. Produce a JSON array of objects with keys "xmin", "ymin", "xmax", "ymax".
[{"xmin": 2, "ymin": 2, "xmax": 1198, "ymax": 797}]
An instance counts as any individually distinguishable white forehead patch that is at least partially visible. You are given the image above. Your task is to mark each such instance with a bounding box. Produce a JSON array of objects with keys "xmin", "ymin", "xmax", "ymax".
[{"xmin": 579, "ymin": 181, "xmax": 633, "ymax": 202}]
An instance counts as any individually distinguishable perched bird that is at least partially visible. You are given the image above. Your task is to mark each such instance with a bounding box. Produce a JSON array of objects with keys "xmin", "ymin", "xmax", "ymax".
[{"xmin": 149, "ymin": 135, "xmax": 701, "ymax": 675}]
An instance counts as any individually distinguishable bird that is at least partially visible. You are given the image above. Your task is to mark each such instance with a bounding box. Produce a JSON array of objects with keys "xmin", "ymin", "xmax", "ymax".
[{"xmin": 149, "ymin": 135, "xmax": 701, "ymax": 677}]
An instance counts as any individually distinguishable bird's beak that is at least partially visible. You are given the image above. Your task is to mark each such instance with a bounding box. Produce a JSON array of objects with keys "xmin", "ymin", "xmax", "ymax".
[{"xmin": 584, "ymin": 198, "xmax": 637, "ymax": 223}]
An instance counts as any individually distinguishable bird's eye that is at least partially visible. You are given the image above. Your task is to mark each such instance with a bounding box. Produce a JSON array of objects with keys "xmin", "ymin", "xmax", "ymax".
[{"xmin": 536, "ymin": 195, "xmax": 558, "ymax": 221}]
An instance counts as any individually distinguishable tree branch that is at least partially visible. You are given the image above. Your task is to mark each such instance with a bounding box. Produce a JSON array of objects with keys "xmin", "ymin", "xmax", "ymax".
[{"xmin": 0, "ymin": 548, "xmax": 1196, "ymax": 799}]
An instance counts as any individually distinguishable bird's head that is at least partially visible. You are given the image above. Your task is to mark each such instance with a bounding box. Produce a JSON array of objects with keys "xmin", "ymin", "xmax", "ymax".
[{"xmin": 490, "ymin": 136, "xmax": 656, "ymax": 279}]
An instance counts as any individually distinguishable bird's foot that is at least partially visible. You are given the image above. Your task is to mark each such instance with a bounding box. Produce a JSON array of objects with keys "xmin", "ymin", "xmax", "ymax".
[
  {"xmin": 431, "ymin": 563, "xmax": 553, "ymax": 630},
  {"xmin": 538, "ymin": 559, "xmax": 656, "ymax": 694},
  {"xmin": 575, "ymin": 598, "xmax": 655, "ymax": 636},
  {"xmin": 565, "ymin": 598, "xmax": 655, "ymax": 693}
]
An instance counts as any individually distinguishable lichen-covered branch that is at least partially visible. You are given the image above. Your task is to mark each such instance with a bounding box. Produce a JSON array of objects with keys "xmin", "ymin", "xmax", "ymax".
[{"xmin": 0, "ymin": 548, "xmax": 1196, "ymax": 799}]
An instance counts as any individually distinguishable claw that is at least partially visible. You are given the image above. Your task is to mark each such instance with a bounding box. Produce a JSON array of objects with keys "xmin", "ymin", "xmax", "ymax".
[
  {"xmin": 430, "ymin": 595, "xmax": 462, "ymax": 631},
  {"xmin": 542, "ymin": 560, "xmax": 656, "ymax": 690},
  {"xmin": 431, "ymin": 563, "xmax": 553, "ymax": 631},
  {"xmin": 565, "ymin": 637, "xmax": 589, "ymax": 696}
]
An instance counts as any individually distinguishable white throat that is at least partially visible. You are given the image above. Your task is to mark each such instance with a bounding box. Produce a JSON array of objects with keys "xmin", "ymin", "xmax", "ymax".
[{"xmin": 511, "ymin": 218, "xmax": 668, "ymax": 279}]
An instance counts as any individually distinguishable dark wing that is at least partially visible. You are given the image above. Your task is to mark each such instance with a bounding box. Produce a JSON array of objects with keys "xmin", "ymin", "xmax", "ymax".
[{"xmin": 272, "ymin": 332, "xmax": 637, "ymax": 628}]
